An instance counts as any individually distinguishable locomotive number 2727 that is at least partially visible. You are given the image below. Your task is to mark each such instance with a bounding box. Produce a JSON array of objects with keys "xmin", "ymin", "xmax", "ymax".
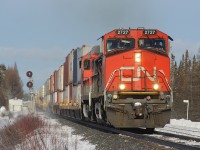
[{"xmin": 116, "ymin": 29, "xmax": 130, "ymax": 35}]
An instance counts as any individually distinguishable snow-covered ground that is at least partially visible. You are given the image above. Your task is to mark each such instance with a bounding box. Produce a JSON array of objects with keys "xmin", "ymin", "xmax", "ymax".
[
  {"xmin": 1, "ymin": 107, "xmax": 200, "ymax": 149},
  {"xmin": 155, "ymin": 119, "xmax": 200, "ymax": 148},
  {"xmin": 0, "ymin": 109, "xmax": 96, "ymax": 150},
  {"xmin": 156, "ymin": 119, "xmax": 200, "ymax": 139}
]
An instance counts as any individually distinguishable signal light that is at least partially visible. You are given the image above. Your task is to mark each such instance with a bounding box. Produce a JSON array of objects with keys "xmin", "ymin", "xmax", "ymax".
[
  {"xmin": 26, "ymin": 71, "xmax": 33, "ymax": 78},
  {"xmin": 27, "ymin": 81, "xmax": 33, "ymax": 88}
]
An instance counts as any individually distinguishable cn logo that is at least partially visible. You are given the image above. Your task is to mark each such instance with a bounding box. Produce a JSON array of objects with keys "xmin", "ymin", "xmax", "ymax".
[{"xmin": 120, "ymin": 66, "xmax": 164, "ymax": 82}]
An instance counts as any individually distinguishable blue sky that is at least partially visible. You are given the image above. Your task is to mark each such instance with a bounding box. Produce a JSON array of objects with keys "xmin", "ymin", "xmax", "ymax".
[{"xmin": 0, "ymin": 0, "xmax": 200, "ymax": 92}]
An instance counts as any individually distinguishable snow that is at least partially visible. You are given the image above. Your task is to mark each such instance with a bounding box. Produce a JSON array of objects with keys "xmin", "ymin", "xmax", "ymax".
[
  {"xmin": 1, "ymin": 107, "xmax": 200, "ymax": 149},
  {"xmin": 155, "ymin": 119, "xmax": 200, "ymax": 147},
  {"xmin": 170, "ymin": 119, "xmax": 200, "ymax": 129},
  {"xmin": 0, "ymin": 109, "xmax": 96, "ymax": 150},
  {"xmin": 156, "ymin": 119, "xmax": 200, "ymax": 139},
  {"xmin": 35, "ymin": 112, "xmax": 96, "ymax": 150}
]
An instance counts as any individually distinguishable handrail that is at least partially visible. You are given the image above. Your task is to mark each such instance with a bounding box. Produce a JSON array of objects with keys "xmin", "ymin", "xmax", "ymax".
[
  {"xmin": 157, "ymin": 70, "xmax": 173, "ymax": 104},
  {"xmin": 104, "ymin": 69, "xmax": 120, "ymax": 109},
  {"xmin": 157, "ymin": 70, "xmax": 172, "ymax": 92},
  {"xmin": 104, "ymin": 69, "xmax": 120, "ymax": 91}
]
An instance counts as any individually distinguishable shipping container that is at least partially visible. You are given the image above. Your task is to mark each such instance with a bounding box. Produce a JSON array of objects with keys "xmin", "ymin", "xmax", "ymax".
[
  {"xmin": 69, "ymin": 83, "xmax": 73, "ymax": 103},
  {"xmin": 44, "ymin": 78, "xmax": 50, "ymax": 96},
  {"xmin": 76, "ymin": 84, "xmax": 82, "ymax": 104},
  {"xmin": 73, "ymin": 48, "xmax": 78, "ymax": 85},
  {"xmin": 47, "ymin": 95, "xmax": 51, "ymax": 104},
  {"xmin": 63, "ymin": 55, "xmax": 69, "ymax": 88},
  {"xmin": 50, "ymin": 94, "xmax": 53, "ymax": 105},
  {"xmin": 53, "ymin": 92, "xmax": 57, "ymax": 103},
  {"xmin": 57, "ymin": 91, "xmax": 60, "ymax": 103},
  {"xmin": 54, "ymin": 71, "xmax": 58, "ymax": 92},
  {"xmin": 50, "ymin": 75, "xmax": 54, "ymax": 94},
  {"xmin": 57, "ymin": 65, "xmax": 64, "ymax": 91},
  {"xmin": 72, "ymin": 85, "xmax": 77, "ymax": 103},
  {"xmin": 63, "ymin": 85, "xmax": 69, "ymax": 103},
  {"xmin": 59, "ymin": 91, "xmax": 64, "ymax": 103},
  {"xmin": 68, "ymin": 49, "xmax": 74, "ymax": 84},
  {"xmin": 81, "ymin": 45, "xmax": 92, "ymax": 56}
]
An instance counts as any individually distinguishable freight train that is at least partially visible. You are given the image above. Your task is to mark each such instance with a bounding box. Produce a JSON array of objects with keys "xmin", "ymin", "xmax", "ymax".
[{"xmin": 36, "ymin": 28, "xmax": 173, "ymax": 131}]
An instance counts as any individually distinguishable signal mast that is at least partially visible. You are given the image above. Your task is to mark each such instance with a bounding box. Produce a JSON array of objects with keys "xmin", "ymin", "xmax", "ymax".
[{"xmin": 26, "ymin": 71, "xmax": 35, "ymax": 112}]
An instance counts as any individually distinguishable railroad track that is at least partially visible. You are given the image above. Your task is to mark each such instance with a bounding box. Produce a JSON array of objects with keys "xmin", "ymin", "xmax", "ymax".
[{"xmin": 59, "ymin": 115, "xmax": 200, "ymax": 150}]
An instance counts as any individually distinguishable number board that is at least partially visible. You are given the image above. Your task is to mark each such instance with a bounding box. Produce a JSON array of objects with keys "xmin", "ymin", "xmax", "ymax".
[
  {"xmin": 143, "ymin": 30, "xmax": 157, "ymax": 35},
  {"xmin": 116, "ymin": 29, "xmax": 130, "ymax": 35}
]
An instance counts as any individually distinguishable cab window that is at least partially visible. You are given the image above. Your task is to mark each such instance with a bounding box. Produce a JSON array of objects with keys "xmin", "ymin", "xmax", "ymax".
[
  {"xmin": 106, "ymin": 38, "xmax": 135, "ymax": 52},
  {"xmin": 84, "ymin": 59, "xmax": 90, "ymax": 70},
  {"xmin": 138, "ymin": 38, "xmax": 166, "ymax": 51}
]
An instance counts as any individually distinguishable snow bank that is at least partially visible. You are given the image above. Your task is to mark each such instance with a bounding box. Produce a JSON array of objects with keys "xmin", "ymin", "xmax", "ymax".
[
  {"xmin": 0, "ymin": 116, "xmax": 10, "ymax": 128},
  {"xmin": 0, "ymin": 106, "xmax": 9, "ymax": 117},
  {"xmin": 170, "ymin": 119, "xmax": 200, "ymax": 129}
]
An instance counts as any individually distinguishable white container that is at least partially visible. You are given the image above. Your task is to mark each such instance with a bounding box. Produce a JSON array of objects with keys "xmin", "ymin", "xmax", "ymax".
[
  {"xmin": 47, "ymin": 94, "xmax": 51, "ymax": 104},
  {"xmin": 53, "ymin": 92, "xmax": 57, "ymax": 103},
  {"xmin": 50, "ymin": 74, "xmax": 54, "ymax": 93},
  {"xmin": 68, "ymin": 49, "xmax": 74, "ymax": 84},
  {"xmin": 59, "ymin": 91, "xmax": 64, "ymax": 103},
  {"xmin": 37, "ymin": 85, "xmax": 45, "ymax": 100},
  {"xmin": 57, "ymin": 65, "xmax": 64, "ymax": 91},
  {"xmin": 63, "ymin": 85, "xmax": 69, "ymax": 103},
  {"xmin": 44, "ymin": 78, "xmax": 50, "ymax": 96},
  {"xmin": 81, "ymin": 45, "xmax": 92, "ymax": 56}
]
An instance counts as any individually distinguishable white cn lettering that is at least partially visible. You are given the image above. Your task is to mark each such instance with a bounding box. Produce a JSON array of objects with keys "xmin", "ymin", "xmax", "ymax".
[{"xmin": 120, "ymin": 66, "xmax": 157, "ymax": 82}]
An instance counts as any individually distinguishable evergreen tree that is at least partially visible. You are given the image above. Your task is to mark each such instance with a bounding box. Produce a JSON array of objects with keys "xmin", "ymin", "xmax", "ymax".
[
  {"xmin": 5, "ymin": 63, "xmax": 24, "ymax": 99},
  {"xmin": 190, "ymin": 55, "xmax": 200, "ymax": 120},
  {"xmin": 0, "ymin": 64, "xmax": 7, "ymax": 107},
  {"xmin": 0, "ymin": 64, "xmax": 6, "ymax": 85}
]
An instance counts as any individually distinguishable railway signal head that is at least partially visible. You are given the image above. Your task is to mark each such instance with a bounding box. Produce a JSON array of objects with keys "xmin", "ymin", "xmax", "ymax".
[
  {"xmin": 27, "ymin": 81, "xmax": 33, "ymax": 88},
  {"xmin": 26, "ymin": 71, "xmax": 33, "ymax": 78}
]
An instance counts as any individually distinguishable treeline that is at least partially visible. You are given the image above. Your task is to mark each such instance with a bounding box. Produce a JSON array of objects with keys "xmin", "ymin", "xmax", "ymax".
[
  {"xmin": 171, "ymin": 49, "xmax": 200, "ymax": 121},
  {"xmin": 0, "ymin": 63, "xmax": 24, "ymax": 108}
]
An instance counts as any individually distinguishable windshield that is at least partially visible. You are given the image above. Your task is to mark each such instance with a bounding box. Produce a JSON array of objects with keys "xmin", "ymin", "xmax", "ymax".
[
  {"xmin": 106, "ymin": 38, "xmax": 135, "ymax": 52},
  {"xmin": 138, "ymin": 38, "xmax": 166, "ymax": 52}
]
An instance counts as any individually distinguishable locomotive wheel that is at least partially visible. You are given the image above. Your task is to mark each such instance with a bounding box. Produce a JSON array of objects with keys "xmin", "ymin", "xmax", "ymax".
[
  {"xmin": 95, "ymin": 102, "xmax": 102, "ymax": 120},
  {"xmin": 82, "ymin": 104, "xmax": 89, "ymax": 119},
  {"xmin": 95, "ymin": 101, "xmax": 106, "ymax": 124}
]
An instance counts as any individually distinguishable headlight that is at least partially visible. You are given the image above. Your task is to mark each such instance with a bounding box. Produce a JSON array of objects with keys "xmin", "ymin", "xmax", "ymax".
[
  {"xmin": 135, "ymin": 53, "xmax": 141, "ymax": 63},
  {"xmin": 134, "ymin": 102, "xmax": 142, "ymax": 107},
  {"xmin": 153, "ymin": 83, "xmax": 159, "ymax": 90},
  {"xmin": 119, "ymin": 84, "xmax": 125, "ymax": 90},
  {"xmin": 113, "ymin": 94, "xmax": 118, "ymax": 100}
]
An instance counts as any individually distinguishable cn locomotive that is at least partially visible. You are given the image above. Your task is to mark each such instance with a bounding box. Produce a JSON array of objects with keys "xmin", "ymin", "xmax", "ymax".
[{"xmin": 37, "ymin": 28, "xmax": 173, "ymax": 131}]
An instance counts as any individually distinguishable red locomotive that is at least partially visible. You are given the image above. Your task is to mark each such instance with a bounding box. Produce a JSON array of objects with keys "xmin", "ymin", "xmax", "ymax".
[{"xmin": 37, "ymin": 28, "xmax": 173, "ymax": 131}]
